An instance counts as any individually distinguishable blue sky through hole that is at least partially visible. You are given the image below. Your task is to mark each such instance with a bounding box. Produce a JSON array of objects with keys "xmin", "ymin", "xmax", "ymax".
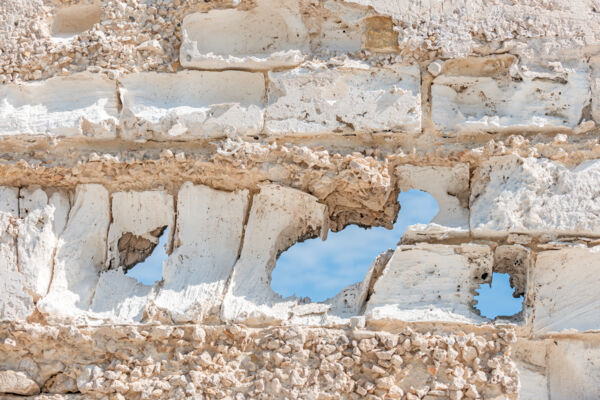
[
  {"xmin": 271, "ymin": 189, "xmax": 439, "ymax": 302},
  {"xmin": 475, "ymin": 272, "xmax": 523, "ymax": 318},
  {"xmin": 125, "ymin": 228, "xmax": 169, "ymax": 285}
]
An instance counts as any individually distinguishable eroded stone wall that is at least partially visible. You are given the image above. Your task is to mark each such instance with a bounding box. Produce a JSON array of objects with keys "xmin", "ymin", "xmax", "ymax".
[{"xmin": 1, "ymin": 0, "xmax": 600, "ymax": 399}]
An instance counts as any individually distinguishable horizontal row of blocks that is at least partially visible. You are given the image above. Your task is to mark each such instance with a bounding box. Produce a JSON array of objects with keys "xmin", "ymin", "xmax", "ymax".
[
  {"xmin": 1, "ymin": 156, "xmax": 600, "ymax": 331},
  {"xmin": 0, "ymin": 57, "xmax": 593, "ymax": 139}
]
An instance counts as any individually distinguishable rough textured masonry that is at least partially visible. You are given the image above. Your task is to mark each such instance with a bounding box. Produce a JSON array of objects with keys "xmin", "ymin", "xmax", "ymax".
[{"xmin": 1, "ymin": 0, "xmax": 600, "ymax": 399}]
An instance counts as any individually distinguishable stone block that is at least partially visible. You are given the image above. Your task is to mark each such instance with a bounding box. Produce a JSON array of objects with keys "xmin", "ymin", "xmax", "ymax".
[
  {"xmin": 0, "ymin": 73, "xmax": 118, "ymax": 138},
  {"xmin": 266, "ymin": 62, "xmax": 421, "ymax": 135},
  {"xmin": 547, "ymin": 339, "xmax": 600, "ymax": 399},
  {"xmin": 154, "ymin": 183, "xmax": 249, "ymax": 323},
  {"xmin": 119, "ymin": 71, "xmax": 265, "ymax": 140},
  {"xmin": 180, "ymin": 0, "xmax": 308, "ymax": 71},
  {"xmin": 222, "ymin": 184, "xmax": 329, "ymax": 325},
  {"xmin": 38, "ymin": 184, "xmax": 110, "ymax": 323},
  {"xmin": 431, "ymin": 57, "xmax": 589, "ymax": 134},
  {"xmin": 530, "ymin": 246, "xmax": 600, "ymax": 333},
  {"xmin": 471, "ymin": 156, "xmax": 600, "ymax": 237},
  {"xmin": 365, "ymin": 244, "xmax": 492, "ymax": 323},
  {"xmin": 396, "ymin": 164, "xmax": 469, "ymax": 241}
]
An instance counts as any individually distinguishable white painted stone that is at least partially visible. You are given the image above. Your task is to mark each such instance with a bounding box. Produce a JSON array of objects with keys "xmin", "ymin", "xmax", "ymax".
[
  {"xmin": 266, "ymin": 62, "xmax": 421, "ymax": 135},
  {"xmin": 396, "ymin": 164, "xmax": 469, "ymax": 241},
  {"xmin": 365, "ymin": 244, "xmax": 492, "ymax": 323},
  {"xmin": 530, "ymin": 246, "xmax": 600, "ymax": 333},
  {"xmin": 17, "ymin": 187, "xmax": 70, "ymax": 301},
  {"xmin": 471, "ymin": 156, "xmax": 600, "ymax": 237},
  {"xmin": 0, "ymin": 73, "xmax": 118, "ymax": 138},
  {"xmin": 119, "ymin": 71, "xmax": 265, "ymax": 141},
  {"xmin": 106, "ymin": 190, "xmax": 175, "ymax": 270},
  {"xmin": 547, "ymin": 339, "xmax": 600, "ymax": 400},
  {"xmin": 89, "ymin": 269, "xmax": 154, "ymax": 324},
  {"xmin": 222, "ymin": 184, "xmax": 329, "ymax": 325},
  {"xmin": 432, "ymin": 61, "xmax": 589, "ymax": 134},
  {"xmin": 38, "ymin": 184, "xmax": 110, "ymax": 323},
  {"xmin": 0, "ymin": 187, "xmax": 34, "ymax": 321},
  {"xmin": 180, "ymin": 0, "xmax": 308, "ymax": 70},
  {"xmin": 154, "ymin": 183, "xmax": 249, "ymax": 323}
]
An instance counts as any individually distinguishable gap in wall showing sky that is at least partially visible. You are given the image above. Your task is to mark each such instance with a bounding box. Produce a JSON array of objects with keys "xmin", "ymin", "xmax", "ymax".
[{"xmin": 271, "ymin": 189, "xmax": 439, "ymax": 302}]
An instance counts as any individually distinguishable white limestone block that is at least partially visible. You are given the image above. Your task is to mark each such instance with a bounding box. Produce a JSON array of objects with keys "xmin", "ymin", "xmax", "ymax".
[
  {"xmin": 0, "ymin": 73, "xmax": 118, "ymax": 138},
  {"xmin": 106, "ymin": 190, "xmax": 175, "ymax": 270},
  {"xmin": 365, "ymin": 244, "xmax": 492, "ymax": 323},
  {"xmin": 222, "ymin": 184, "xmax": 329, "ymax": 325},
  {"xmin": 89, "ymin": 270, "xmax": 154, "ymax": 324},
  {"xmin": 516, "ymin": 362, "xmax": 549, "ymax": 400},
  {"xmin": 38, "ymin": 184, "xmax": 110, "ymax": 323},
  {"xmin": 0, "ymin": 187, "xmax": 34, "ymax": 321},
  {"xmin": 85, "ymin": 190, "xmax": 174, "ymax": 323},
  {"xmin": 180, "ymin": 0, "xmax": 308, "ymax": 70},
  {"xmin": 17, "ymin": 187, "xmax": 70, "ymax": 301},
  {"xmin": 530, "ymin": 246, "xmax": 600, "ymax": 333},
  {"xmin": 396, "ymin": 164, "xmax": 469, "ymax": 240},
  {"xmin": 432, "ymin": 61, "xmax": 589, "ymax": 133},
  {"xmin": 547, "ymin": 339, "xmax": 600, "ymax": 399},
  {"xmin": 266, "ymin": 62, "xmax": 421, "ymax": 135},
  {"xmin": 119, "ymin": 71, "xmax": 265, "ymax": 141},
  {"xmin": 154, "ymin": 183, "xmax": 249, "ymax": 323},
  {"xmin": 471, "ymin": 156, "xmax": 600, "ymax": 237}
]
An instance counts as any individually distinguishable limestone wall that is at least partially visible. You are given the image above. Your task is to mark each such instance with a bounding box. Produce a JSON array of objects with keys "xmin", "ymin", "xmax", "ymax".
[{"xmin": 1, "ymin": 0, "xmax": 600, "ymax": 399}]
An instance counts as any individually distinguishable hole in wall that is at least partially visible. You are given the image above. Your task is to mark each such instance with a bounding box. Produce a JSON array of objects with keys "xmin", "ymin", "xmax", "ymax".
[
  {"xmin": 122, "ymin": 227, "xmax": 169, "ymax": 285},
  {"xmin": 271, "ymin": 189, "xmax": 439, "ymax": 302},
  {"xmin": 474, "ymin": 272, "xmax": 524, "ymax": 319},
  {"xmin": 51, "ymin": 5, "xmax": 102, "ymax": 38}
]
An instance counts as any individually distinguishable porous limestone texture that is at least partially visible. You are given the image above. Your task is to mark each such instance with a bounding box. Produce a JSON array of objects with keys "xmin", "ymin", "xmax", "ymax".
[
  {"xmin": 266, "ymin": 63, "xmax": 421, "ymax": 135},
  {"xmin": 471, "ymin": 156, "xmax": 600, "ymax": 238},
  {"xmin": 2, "ymin": 0, "xmax": 600, "ymax": 398},
  {"xmin": 431, "ymin": 58, "xmax": 590, "ymax": 134}
]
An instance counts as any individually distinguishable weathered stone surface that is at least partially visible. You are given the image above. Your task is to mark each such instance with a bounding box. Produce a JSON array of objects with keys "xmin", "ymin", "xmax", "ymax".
[
  {"xmin": 471, "ymin": 156, "xmax": 600, "ymax": 237},
  {"xmin": 154, "ymin": 183, "xmax": 249, "ymax": 323},
  {"xmin": 366, "ymin": 244, "xmax": 493, "ymax": 323},
  {"xmin": 0, "ymin": 187, "xmax": 32, "ymax": 321},
  {"xmin": 38, "ymin": 184, "xmax": 110, "ymax": 323},
  {"xmin": 547, "ymin": 339, "xmax": 600, "ymax": 400},
  {"xmin": 180, "ymin": 0, "xmax": 308, "ymax": 70},
  {"xmin": 0, "ymin": 73, "xmax": 118, "ymax": 137},
  {"xmin": 119, "ymin": 71, "xmax": 265, "ymax": 140},
  {"xmin": 0, "ymin": 370, "xmax": 40, "ymax": 395},
  {"xmin": 266, "ymin": 63, "xmax": 421, "ymax": 135},
  {"xmin": 530, "ymin": 246, "xmax": 600, "ymax": 333},
  {"xmin": 432, "ymin": 58, "xmax": 589, "ymax": 134},
  {"xmin": 222, "ymin": 184, "xmax": 329, "ymax": 325},
  {"xmin": 396, "ymin": 164, "xmax": 469, "ymax": 241}
]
